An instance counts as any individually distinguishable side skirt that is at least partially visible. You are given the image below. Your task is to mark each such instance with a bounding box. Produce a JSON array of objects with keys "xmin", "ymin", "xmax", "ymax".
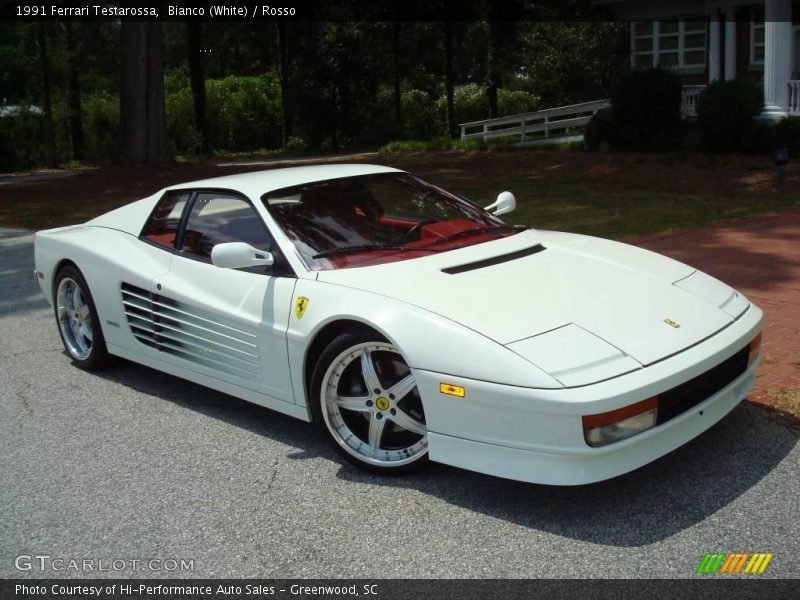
[{"xmin": 107, "ymin": 342, "xmax": 312, "ymax": 422}]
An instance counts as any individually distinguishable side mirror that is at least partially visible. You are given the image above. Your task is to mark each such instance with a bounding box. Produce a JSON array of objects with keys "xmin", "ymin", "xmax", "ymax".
[
  {"xmin": 211, "ymin": 242, "xmax": 274, "ymax": 269},
  {"xmin": 484, "ymin": 191, "xmax": 516, "ymax": 216}
]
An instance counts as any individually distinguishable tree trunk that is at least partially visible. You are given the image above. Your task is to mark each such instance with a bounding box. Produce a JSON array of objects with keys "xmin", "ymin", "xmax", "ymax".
[
  {"xmin": 486, "ymin": 21, "xmax": 500, "ymax": 119},
  {"xmin": 392, "ymin": 22, "xmax": 402, "ymax": 132},
  {"xmin": 64, "ymin": 21, "xmax": 85, "ymax": 162},
  {"xmin": 444, "ymin": 21, "xmax": 456, "ymax": 139},
  {"xmin": 36, "ymin": 22, "xmax": 57, "ymax": 168},
  {"xmin": 119, "ymin": 22, "xmax": 171, "ymax": 164},
  {"xmin": 277, "ymin": 22, "xmax": 293, "ymax": 145},
  {"xmin": 186, "ymin": 20, "xmax": 210, "ymax": 155}
]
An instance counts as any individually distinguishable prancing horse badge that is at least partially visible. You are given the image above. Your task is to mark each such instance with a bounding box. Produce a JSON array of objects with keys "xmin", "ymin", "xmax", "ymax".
[
  {"xmin": 664, "ymin": 318, "xmax": 681, "ymax": 329},
  {"xmin": 295, "ymin": 297, "xmax": 309, "ymax": 319}
]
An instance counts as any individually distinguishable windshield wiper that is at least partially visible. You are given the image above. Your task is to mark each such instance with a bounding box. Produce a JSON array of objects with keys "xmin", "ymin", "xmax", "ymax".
[
  {"xmin": 429, "ymin": 224, "xmax": 527, "ymax": 245},
  {"xmin": 312, "ymin": 244, "xmax": 444, "ymax": 259}
]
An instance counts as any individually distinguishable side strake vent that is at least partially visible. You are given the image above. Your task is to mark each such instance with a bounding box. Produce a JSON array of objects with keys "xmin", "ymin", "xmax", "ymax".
[
  {"xmin": 442, "ymin": 243, "xmax": 546, "ymax": 274},
  {"xmin": 120, "ymin": 283, "xmax": 261, "ymax": 381}
]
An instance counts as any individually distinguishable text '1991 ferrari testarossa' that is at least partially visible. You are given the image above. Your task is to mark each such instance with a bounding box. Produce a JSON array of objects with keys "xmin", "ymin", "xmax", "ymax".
[{"xmin": 35, "ymin": 164, "xmax": 762, "ymax": 484}]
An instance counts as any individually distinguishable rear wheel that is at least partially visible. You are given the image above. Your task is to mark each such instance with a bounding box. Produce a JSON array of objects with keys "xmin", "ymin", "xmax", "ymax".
[
  {"xmin": 310, "ymin": 331, "xmax": 429, "ymax": 473},
  {"xmin": 54, "ymin": 265, "xmax": 110, "ymax": 370}
]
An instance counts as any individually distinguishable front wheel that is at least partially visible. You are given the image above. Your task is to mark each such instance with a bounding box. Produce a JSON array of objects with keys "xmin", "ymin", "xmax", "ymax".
[
  {"xmin": 310, "ymin": 331, "xmax": 429, "ymax": 474},
  {"xmin": 54, "ymin": 265, "xmax": 110, "ymax": 370}
]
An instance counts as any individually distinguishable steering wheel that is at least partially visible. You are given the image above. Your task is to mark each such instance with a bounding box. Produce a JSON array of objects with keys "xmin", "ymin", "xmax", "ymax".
[{"xmin": 399, "ymin": 219, "xmax": 438, "ymax": 243}]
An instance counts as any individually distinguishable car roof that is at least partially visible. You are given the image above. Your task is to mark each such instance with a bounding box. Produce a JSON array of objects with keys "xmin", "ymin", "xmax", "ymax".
[{"xmin": 165, "ymin": 164, "xmax": 404, "ymax": 199}]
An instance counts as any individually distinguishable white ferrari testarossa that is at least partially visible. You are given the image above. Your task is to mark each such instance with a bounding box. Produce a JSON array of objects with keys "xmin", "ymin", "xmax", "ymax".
[{"xmin": 35, "ymin": 164, "xmax": 762, "ymax": 484}]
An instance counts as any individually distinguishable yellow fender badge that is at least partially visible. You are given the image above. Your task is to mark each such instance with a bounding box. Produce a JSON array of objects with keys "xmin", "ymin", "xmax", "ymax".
[
  {"xmin": 440, "ymin": 383, "xmax": 465, "ymax": 398},
  {"xmin": 663, "ymin": 318, "xmax": 681, "ymax": 329},
  {"xmin": 295, "ymin": 297, "xmax": 309, "ymax": 319}
]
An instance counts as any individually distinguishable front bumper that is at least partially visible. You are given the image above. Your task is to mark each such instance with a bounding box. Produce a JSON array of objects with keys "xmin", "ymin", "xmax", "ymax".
[{"xmin": 414, "ymin": 303, "xmax": 762, "ymax": 485}]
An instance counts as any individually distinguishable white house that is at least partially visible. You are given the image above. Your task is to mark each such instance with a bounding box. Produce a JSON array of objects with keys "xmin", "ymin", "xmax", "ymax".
[{"xmin": 595, "ymin": 0, "xmax": 799, "ymax": 119}]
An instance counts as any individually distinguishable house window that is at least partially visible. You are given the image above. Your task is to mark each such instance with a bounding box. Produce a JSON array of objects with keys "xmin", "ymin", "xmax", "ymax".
[
  {"xmin": 750, "ymin": 6, "xmax": 765, "ymax": 65},
  {"xmin": 632, "ymin": 18, "xmax": 707, "ymax": 69}
]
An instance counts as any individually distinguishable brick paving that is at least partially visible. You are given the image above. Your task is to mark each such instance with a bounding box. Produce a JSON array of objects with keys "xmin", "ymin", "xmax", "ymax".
[{"xmin": 635, "ymin": 208, "xmax": 800, "ymax": 406}]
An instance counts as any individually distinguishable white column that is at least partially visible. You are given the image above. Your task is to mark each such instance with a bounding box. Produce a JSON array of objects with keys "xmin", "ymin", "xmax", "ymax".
[
  {"xmin": 760, "ymin": 0, "xmax": 792, "ymax": 120},
  {"xmin": 709, "ymin": 15, "xmax": 722, "ymax": 81},
  {"xmin": 724, "ymin": 8, "xmax": 737, "ymax": 80}
]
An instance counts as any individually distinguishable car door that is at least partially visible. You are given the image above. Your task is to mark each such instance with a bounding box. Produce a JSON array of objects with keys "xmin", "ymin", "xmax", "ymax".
[
  {"xmin": 112, "ymin": 191, "xmax": 190, "ymax": 359},
  {"xmin": 152, "ymin": 190, "xmax": 297, "ymax": 405}
]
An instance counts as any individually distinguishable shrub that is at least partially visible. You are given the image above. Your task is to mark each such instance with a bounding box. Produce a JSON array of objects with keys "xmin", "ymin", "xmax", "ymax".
[
  {"xmin": 380, "ymin": 139, "xmax": 437, "ymax": 153},
  {"xmin": 433, "ymin": 84, "xmax": 540, "ymax": 130},
  {"xmin": 0, "ymin": 109, "xmax": 45, "ymax": 171},
  {"xmin": 359, "ymin": 86, "xmax": 401, "ymax": 143},
  {"xmin": 743, "ymin": 116, "xmax": 800, "ymax": 155},
  {"xmin": 284, "ymin": 136, "xmax": 307, "ymax": 153},
  {"xmin": 435, "ymin": 83, "xmax": 487, "ymax": 128},
  {"xmin": 165, "ymin": 84, "xmax": 201, "ymax": 156},
  {"xmin": 776, "ymin": 117, "xmax": 800, "ymax": 155},
  {"xmin": 81, "ymin": 92, "xmax": 119, "ymax": 164},
  {"xmin": 606, "ymin": 68, "xmax": 682, "ymax": 150},
  {"xmin": 379, "ymin": 137, "xmax": 520, "ymax": 153},
  {"xmin": 742, "ymin": 122, "xmax": 774, "ymax": 154},
  {"xmin": 697, "ymin": 79, "xmax": 761, "ymax": 152},
  {"xmin": 166, "ymin": 74, "xmax": 283, "ymax": 155},
  {"xmin": 584, "ymin": 108, "xmax": 613, "ymax": 151},
  {"xmin": 206, "ymin": 74, "xmax": 282, "ymax": 151},
  {"xmin": 497, "ymin": 89, "xmax": 541, "ymax": 116},
  {"xmin": 0, "ymin": 93, "xmax": 119, "ymax": 170},
  {"xmin": 400, "ymin": 89, "xmax": 436, "ymax": 140},
  {"xmin": 430, "ymin": 84, "xmax": 542, "ymax": 139}
]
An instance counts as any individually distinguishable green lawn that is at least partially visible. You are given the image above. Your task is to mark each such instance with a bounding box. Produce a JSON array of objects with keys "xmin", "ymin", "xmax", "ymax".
[
  {"xmin": 465, "ymin": 183, "xmax": 800, "ymax": 241},
  {"xmin": 387, "ymin": 151, "xmax": 800, "ymax": 240},
  {"xmin": 1, "ymin": 150, "xmax": 798, "ymax": 239}
]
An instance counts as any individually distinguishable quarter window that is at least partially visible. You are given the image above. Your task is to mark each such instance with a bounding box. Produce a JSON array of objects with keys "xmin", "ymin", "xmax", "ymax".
[
  {"xmin": 141, "ymin": 192, "xmax": 191, "ymax": 249},
  {"xmin": 180, "ymin": 193, "xmax": 272, "ymax": 260},
  {"xmin": 632, "ymin": 18, "xmax": 706, "ymax": 69}
]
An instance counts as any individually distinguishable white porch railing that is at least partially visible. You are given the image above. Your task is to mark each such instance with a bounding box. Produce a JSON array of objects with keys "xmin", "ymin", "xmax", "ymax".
[
  {"xmin": 681, "ymin": 85, "xmax": 706, "ymax": 118},
  {"xmin": 789, "ymin": 81, "xmax": 800, "ymax": 115},
  {"xmin": 459, "ymin": 99, "xmax": 610, "ymax": 143},
  {"xmin": 459, "ymin": 84, "xmax": 796, "ymax": 142}
]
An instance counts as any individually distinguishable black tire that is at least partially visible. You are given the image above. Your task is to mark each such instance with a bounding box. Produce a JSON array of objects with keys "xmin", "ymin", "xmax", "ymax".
[
  {"xmin": 53, "ymin": 264, "xmax": 111, "ymax": 370},
  {"xmin": 309, "ymin": 330, "xmax": 429, "ymax": 474}
]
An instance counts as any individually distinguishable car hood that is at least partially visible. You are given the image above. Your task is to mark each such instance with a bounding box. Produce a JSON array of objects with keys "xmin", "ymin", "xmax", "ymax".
[{"xmin": 316, "ymin": 230, "xmax": 748, "ymax": 381}]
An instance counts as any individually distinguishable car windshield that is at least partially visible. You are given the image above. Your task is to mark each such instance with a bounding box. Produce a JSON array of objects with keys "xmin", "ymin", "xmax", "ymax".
[{"xmin": 261, "ymin": 173, "xmax": 522, "ymax": 270}]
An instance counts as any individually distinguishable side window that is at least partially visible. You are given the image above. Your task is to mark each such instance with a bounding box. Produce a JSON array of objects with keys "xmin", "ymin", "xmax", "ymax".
[
  {"xmin": 181, "ymin": 193, "xmax": 272, "ymax": 260},
  {"xmin": 141, "ymin": 192, "xmax": 190, "ymax": 249}
]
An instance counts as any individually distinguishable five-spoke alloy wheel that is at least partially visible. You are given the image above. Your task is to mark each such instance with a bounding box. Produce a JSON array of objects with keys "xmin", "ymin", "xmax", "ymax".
[
  {"xmin": 311, "ymin": 332, "xmax": 428, "ymax": 473},
  {"xmin": 54, "ymin": 265, "xmax": 109, "ymax": 370}
]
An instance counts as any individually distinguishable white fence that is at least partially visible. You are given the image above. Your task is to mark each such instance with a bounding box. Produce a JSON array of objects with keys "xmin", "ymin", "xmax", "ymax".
[
  {"xmin": 460, "ymin": 83, "xmax": 797, "ymax": 143},
  {"xmin": 789, "ymin": 81, "xmax": 800, "ymax": 115},
  {"xmin": 459, "ymin": 99, "xmax": 610, "ymax": 143},
  {"xmin": 680, "ymin": 85, "xmax": 706, "ymax": 118}
]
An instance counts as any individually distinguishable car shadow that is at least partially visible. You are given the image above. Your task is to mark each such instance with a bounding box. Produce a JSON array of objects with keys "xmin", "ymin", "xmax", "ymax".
[
  {"xmin": 335, "ymin": 402, "xmax": 799, "ymax": 548},
  {"xmin": 98, "ymin": 359, "xmax": 797, "ymax": 549}
]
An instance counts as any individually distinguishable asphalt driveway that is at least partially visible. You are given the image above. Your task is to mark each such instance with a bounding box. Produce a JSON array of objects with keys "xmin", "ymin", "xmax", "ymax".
[{"xmin": 1, "ymin": 227, "xmax": 798, "ymax": 579}]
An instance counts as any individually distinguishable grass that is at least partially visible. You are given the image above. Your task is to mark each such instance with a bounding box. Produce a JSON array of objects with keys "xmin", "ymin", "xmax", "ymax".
[
  {"xmin": 387, "ymin": 151, "xmax": 800, "ymax": 241},
  {"xmin": 469, "ymin": 184, "xmax": 795, "ymax": 241},
  {"xmin": 1, "ymin": 150, "xmax": 798, "ymax": 239},
  {"xmin": 379, "ymin": 137, "xmax": 522, "ymax": 153},
  {"xmin": 380, "ymin": 137, "xmax": 586, "ymax": 154}
]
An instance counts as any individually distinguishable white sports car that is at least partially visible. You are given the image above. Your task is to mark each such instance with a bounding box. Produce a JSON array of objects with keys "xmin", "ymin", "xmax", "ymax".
[{"xmin": 34, "ymin": 164, "xmax": 762, "ymax": 484}]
